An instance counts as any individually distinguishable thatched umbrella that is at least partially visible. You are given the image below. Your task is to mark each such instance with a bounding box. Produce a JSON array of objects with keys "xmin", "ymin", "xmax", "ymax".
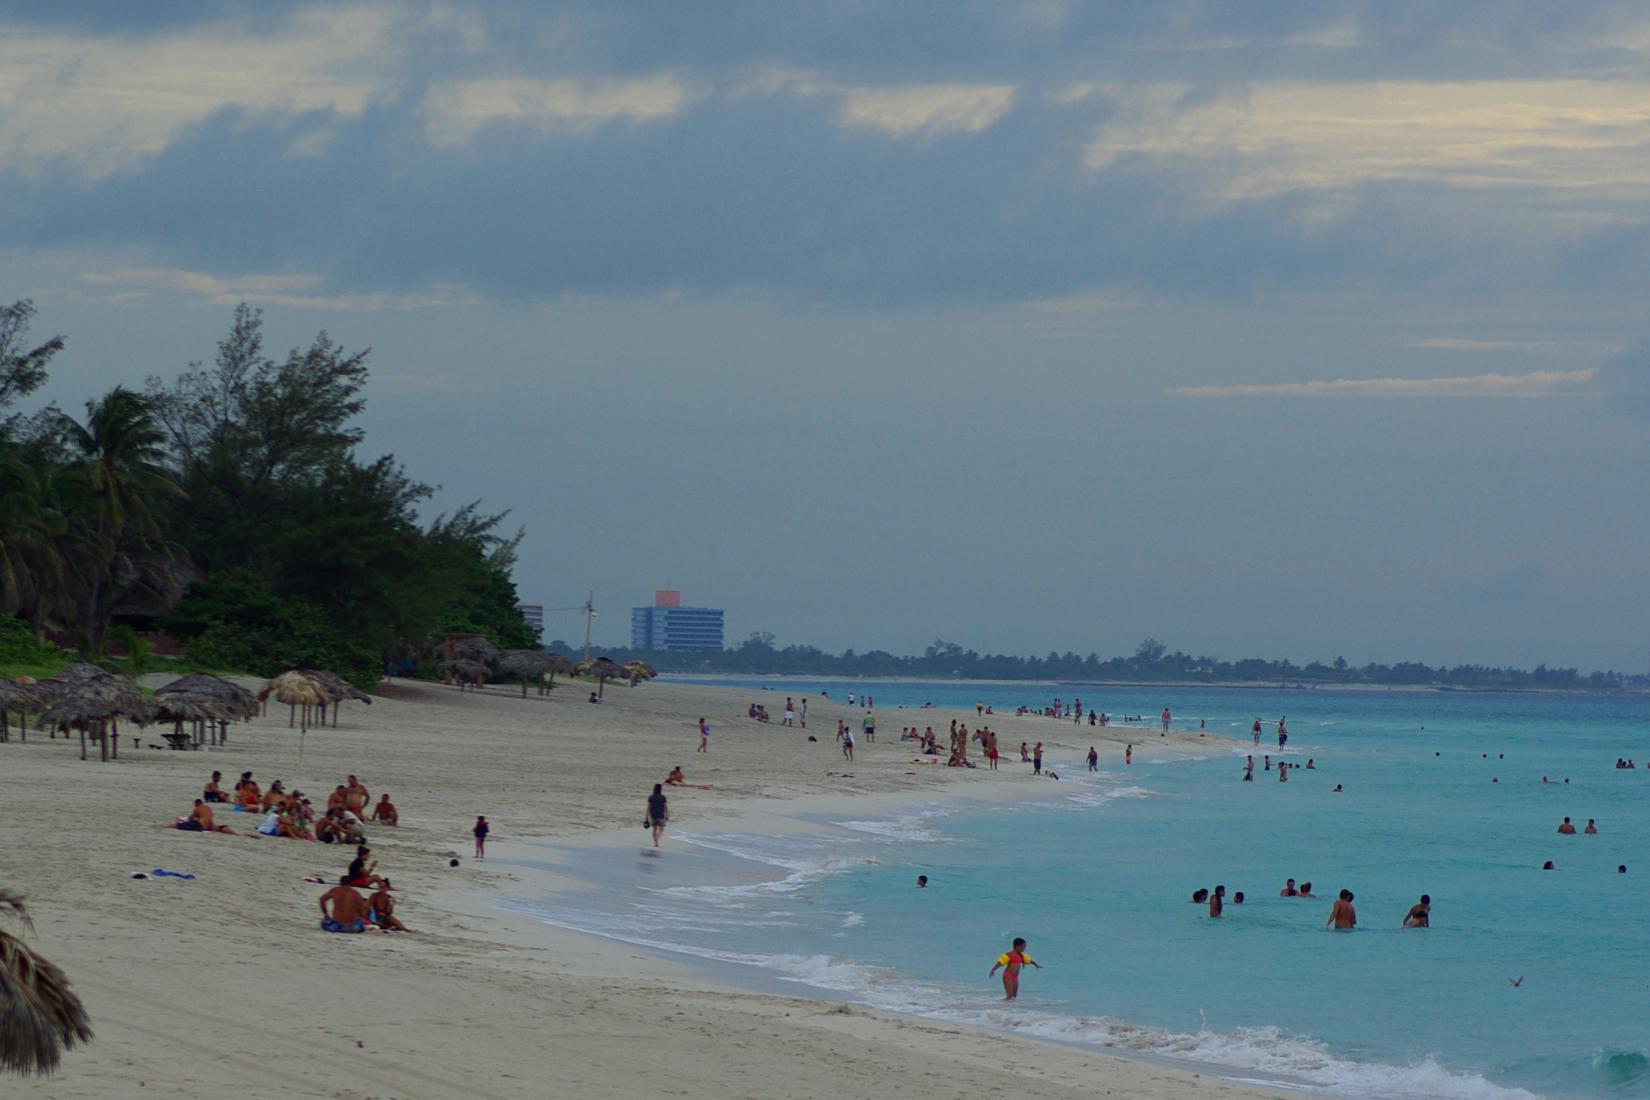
[
  {"xmin": 258, "ymin": 672, "xmax": 328, "ymax": 733},
  {"xmin": 0, "ymin": 889, "xmax": 93, "ymax": 1077},
  {"xmin": 299, "ymin": 670, "xmax": 373, "ymax": 727},
  {"xmin": 449, "ymin": 636, "xmax": 500, "ymax": 665},
  {"xmin": 495, "ymin": 649, "xmax": 553, "ymax": 698},
  {"xmin": 575, "ymin": 657, "xmax": 624, "ymax": 699},
  {"xmin": 0, "ymin": 680, "xmax": 42, "ymax": 744},
  {"xmin": 539, "ymin": 653, "xmax": 576, "ymax": 694},
  {"xmin": 155, "ymin": 673, "xmax": 259, "ymax": 747},
  {"xmin": 437, "ymin": 658, "xmax": 488, "ymax": 691},
  {"xmin": 35, "ymin": 665, "xmax": 147, "ymax": 761},
  {"xmin": 623, "ymin": 660, "xmax": 658, "ymax": 687}
]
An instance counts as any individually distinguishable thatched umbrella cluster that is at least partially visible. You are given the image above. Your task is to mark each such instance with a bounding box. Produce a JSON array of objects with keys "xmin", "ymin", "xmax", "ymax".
[
  {"xmin": 575, "ymin": 656, "xmax": 625, "ymax": 699},
  {"xmin": 623, "ymin": 659, "xmax": 658, "ymax": 687},
  {"xmin": 0, "ymin": 679, "xmax": 53, "ymax": 744},
  {"xmin": 35, "ymin": 664, "xmax": 151, "ymax": 762},
  {"xmin": 153, "ymin": 673, "xmax": 260, "ymax": 748},
  {"xmin": 0, "ymin": 889, "xmax": 93, "ymax": 1077},
  {"xmin": 495, "ymin": 649, "xmax": 555, "ymax": 697}
]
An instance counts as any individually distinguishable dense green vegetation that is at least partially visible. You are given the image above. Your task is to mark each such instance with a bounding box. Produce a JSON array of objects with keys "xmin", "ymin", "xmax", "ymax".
[
  {"xmin": 0, "ymin": 300, "xmax": 533, "ymax": 685},
  {"xmin": 562, "ymin": 635, "xmax": 1648, "ymax": 691}
]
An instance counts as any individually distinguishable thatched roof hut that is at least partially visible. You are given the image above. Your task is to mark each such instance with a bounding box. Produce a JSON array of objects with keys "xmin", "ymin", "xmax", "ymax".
[
  {"xmin": 0, "ymin": 888, "xmax": 93, "ymax": 1076},
  {"xmin": 155, "ymin": 673, "xmax": 259, "ymax": 721},
  {"xmin": 495, "ymin": 649, "xmax": 553, "ymax": 697},
  {"xmin": 259, "ymin": 671, "xmax": 328, "ymax": 732},
  {"xmin": 448, "ymin": 635, "xmax": 500, "ymax": 665},
  {"xmin": 437, "ymin": 658, "xmax": 488, "ymax": 690}
]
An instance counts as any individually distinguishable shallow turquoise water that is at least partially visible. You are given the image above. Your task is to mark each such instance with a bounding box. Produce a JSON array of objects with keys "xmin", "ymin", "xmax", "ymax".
[{"xmin": 516, "ymin": 680, "xmax": 1650, "ymax": 1099}]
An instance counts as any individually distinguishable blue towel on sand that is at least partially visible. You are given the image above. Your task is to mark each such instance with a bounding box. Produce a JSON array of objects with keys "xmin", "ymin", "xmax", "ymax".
[{"xmin": 152, "ymin": 869, "xmax": 196, "ymax": 880}]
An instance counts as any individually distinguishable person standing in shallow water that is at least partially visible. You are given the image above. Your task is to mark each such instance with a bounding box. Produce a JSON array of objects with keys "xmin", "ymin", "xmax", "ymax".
[
  {"xmin": 1087, "ymin": 746, "xmax": 1098, "ymax": 772},
  {"xmin": 1327, "ymin": 889, "xmax": 1356, "ymax": 930},
  {"xmin": 989, "ymin": 937, "xmax": 1041, "ymax": 1000}
]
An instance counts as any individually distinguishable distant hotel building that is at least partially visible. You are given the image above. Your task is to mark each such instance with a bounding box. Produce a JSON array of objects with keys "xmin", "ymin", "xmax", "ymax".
[
  {"xmin": 631, "ymin": 590, "xmax": 724, "ymax": 652},
  {"xmin": 516, "ymin": 603, "xmax": 544, "ymax": 638}
]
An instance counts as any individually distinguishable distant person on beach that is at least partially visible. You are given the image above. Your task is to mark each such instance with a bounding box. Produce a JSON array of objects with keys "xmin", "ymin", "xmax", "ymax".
[
  {"xmin": 841, "ymin": 726, "xmax": 854, "ymax": 761},
  {"xmin": 1403, "ymin": 895, "xmax": 1431, "ymax": 928},
  {"xmin": 989, "ymin": 937, "xmax": 1041, "ymax": 1000},
  {"xmin": 1087, "ymin": 746, "xmax": 1098, "ymax": 772},
  {"xmin": 1252, "ymin": 719, "xmax": 1262, "ymax": 746},
  {"xmin": 1161, "ymin": 708, "xmax": 1171, "ymax": 732},
  {"xmin": 371, "ymin": 794, "xmax": 398, "ymax": 825},
  {"xmin": 646, "ymin": 784, "xmax": 669, "ymax": 848},
  {"xmin": 847, "ymin": 693, "xmax": 855, "ymax": 706},
  {"xmin": 800, "ymin": 698, "xmax": 807, "ymax": 727},
  {"xmin": 1277, "ymin": 717, "xmax": 1287, "ymax": 748},
  {"xmin": 783, "ymin": 698, "xmax": 795, "ymax": 727},
  {"xmin": 1033, "ymin": 742, "xmax": 1043, "ymax": 775},
  {"xmin": 203, "ymin": 771, "xmax": 226, "ymax": 802},
  {"xmin": 863, "ymin": 711, "xmax": 875, "ymax": 744},
  {"xmin": 1584, "ymin": 819, "xmax": 1597, "ymax": 834},
  {"xmin": 1243, "ymin": 755, "xmax": 1254, "ymax": 781},
  {"xmin": 1264, "ymin": 755, "xmax": 1271, "ymax": 771},
  {"xmin": 666, "ymin": 766, "xmax": 686, "ymax": 786},
  {"xmin": 1326, "ymin": 890, "xmax": 1356, "ymax": 930},
  {"xmin": 1125, "ymin": 744, "xmax": 1132, "ymax": 766},
  {"xmin": 1557, "ymin": 817, "xmax": 1576, "ymax": 834},
  {"xmin": 1020, "ymin": 742, "xmax": 1030, "ymax": 762},
  {"xmin": 1278, "ymin": 762, "xmax": 1289, "ymax": 782},
  {"xmin": 1281, "ymin": 878, "xmax": 1298, "ymax": 897},
  {"xmin": 1209, "ymin": 884, "xmax": 1225, "ymax": 918},
  {"xmin": 698, "ymin": 718, "xmax": 709, "ymax": 753},
  {"xmin": 319, "ymin": 884, "xmax": 369, "ymax": 933},
  {"xmin": 473, "ymin": 815, "xmax": 490, "ymax": 859}
]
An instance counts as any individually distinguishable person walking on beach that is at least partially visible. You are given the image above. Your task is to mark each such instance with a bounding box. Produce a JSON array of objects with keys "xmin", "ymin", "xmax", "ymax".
[
  {"xmin": 783, "ymin": 698, "xmax": 795, "ymax": 727},
  {"xmin": 989, "ymin": 937, "xmax": 1041, "ymax": 1000},
  {"xmin": 697, "ymin": 718, "xmax": 709, "ymax": 753},
  {"xmin": 1327, "ymin": 889, "xmax": 1356, "ymax": 930},
  {"xmin": 800, "ymin": 698, "xmax": 807, "ymax": 728},
  {"xmin": 1033, "ymin": 742, "xmax": 1043, "ymax": 775},
  {"xmin": 1087, "ymin": 746, "xmax": 1098, "ymax": 772},
  {"xmin": 841, "ymin": 725, "xmax": 854, "ymax": 761},
  {"xmin": 1403, "ymin": 895, "xmax": 1431, "ymax": 928},
  {"xmin": 862, "ymin": 710, "xmax": 875, "ymax": 744},
  {"xmin": 473, "ymin": 815, "xmax": 489, "ymax": 860},
  {"xmin": 646, "ymin": 783, "xmax": 669, "ymax": 848}
]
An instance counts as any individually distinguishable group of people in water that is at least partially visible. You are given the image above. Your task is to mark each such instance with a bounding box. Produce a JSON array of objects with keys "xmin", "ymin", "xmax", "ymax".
[{"xmin": 1188, "ymin": 879, "xmax": 1430, "ymax": 929}]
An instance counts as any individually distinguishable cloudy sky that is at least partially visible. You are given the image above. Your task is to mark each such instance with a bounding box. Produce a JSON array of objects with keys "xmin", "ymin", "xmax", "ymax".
[{"xmin": 6, "ymin": 2, "xmax": 1648, "ymax": 670}]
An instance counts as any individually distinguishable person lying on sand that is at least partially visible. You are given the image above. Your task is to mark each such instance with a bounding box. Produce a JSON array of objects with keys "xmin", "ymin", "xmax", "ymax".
[
  {"xmin": 319, "ymin": 884, "xmax": 369, "ymax": 933},
  {"xmin": 369, "ymin": 881, "xmax": 408, "ymax": 932},
  {"xmin": 371, "ymin": 793, "xmax": 398, "ymax": 825},
  {"xmin": 174, "ymin": 798, "xmax": 235, "ymax": 833}
]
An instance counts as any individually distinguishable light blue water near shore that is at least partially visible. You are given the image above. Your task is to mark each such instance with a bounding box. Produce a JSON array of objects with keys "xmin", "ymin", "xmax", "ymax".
[{"xmin": 510, "ymin": 680, "xmax": 1650, "ymax": 1099}]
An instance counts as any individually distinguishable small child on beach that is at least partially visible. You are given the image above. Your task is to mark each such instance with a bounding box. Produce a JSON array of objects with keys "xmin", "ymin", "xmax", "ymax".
[
  {"xmin": 473, "ymin": 815, "xmax": 490, "ymax": 860},
  {"xmin": 989, "ymin": 937, "xmax": 1041, "ymax": 1000}
]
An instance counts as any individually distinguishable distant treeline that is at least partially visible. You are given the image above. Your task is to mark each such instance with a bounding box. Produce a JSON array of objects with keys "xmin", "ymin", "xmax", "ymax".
[
  {"xmin": 0, "ymin": 301, "xmax": 534, "ymax": 686},
  {"xmin": 549, "ymin": 635, "xmax": 1649, "ymax": 692}
]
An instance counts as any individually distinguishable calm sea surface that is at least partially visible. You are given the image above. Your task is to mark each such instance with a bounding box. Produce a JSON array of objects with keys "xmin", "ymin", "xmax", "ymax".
[{"xmin": 508, "ymin": 679, "xmax": 1650, "ymax": 1099}]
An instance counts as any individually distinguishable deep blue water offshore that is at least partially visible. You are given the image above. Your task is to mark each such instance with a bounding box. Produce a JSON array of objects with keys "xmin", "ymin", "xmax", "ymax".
[{"xmin": 508, "ymin": 679, "xmax": 1650, "ymax": 1099}]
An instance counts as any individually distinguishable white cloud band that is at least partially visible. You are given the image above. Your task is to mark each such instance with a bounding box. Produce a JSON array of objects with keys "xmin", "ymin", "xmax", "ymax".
[{"xmin": 1168, "ymin": 368, "xmax": 1599, "ymax": 398}]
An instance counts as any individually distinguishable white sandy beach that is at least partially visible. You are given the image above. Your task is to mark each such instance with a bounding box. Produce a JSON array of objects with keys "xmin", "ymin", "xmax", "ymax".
[{"xmin": 3, "ymin": 675, "xmax": 1295, "ymax": 1099}]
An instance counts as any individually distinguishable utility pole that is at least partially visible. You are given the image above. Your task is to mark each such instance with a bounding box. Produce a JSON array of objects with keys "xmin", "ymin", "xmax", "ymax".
[{"xmin": 583, "ymin": 591, "xmax": 595, "ymax": 663}]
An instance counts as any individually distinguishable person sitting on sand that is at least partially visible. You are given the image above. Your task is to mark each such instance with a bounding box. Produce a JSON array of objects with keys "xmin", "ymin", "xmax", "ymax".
[
  {"xmin": 369, "ymin": 880, "xmax": 408, "ymax": 932},
  {"xmin": 344, "ymin": 845, "xmax": 387, "ymax": 888},
  {"xmin": 1557, "ymin": 817, "xmax": 1577, "ymax": 834},
  {"xmin": 327, "ymin": 785, "xmax": 349, "ymax": 814},
  {"xmin": 277, "ymin": 804, "xmax": 312, "ymax": 841},
  {"xmin": 371, "ymin": 793, "xmax": 398, "ymax": 826},
  {"xmin": 319, "ymin": 884, "xmax": 370, "ymax": 933},
  {"xmin": 316, "ymin": 808, "xmax": 346, "ymax": 844},
  {"xmin": 261, "ymin": 780, "xmax": 289, "ymax": 812},
  {"xmin": 1403, "ymin": 895, "xmax": 1431, "ymax": 928},
  {"xmin": 237, "ymin": 776, "xmax": 262, "ymax": 812},
  {"xmin": 588, "ymin": 691, "xmax": 600, "ymax": 704},
  {"xmin": 665, "ymin": 767, "xmax": 686, "ymax": 786},
  {"xmin": 203, "ymin": 771, "xmax": 227, "ymax": 803},
  {"xmin": 1326, "ymin": 889, "xmax": 1356, "ymax": 930}
]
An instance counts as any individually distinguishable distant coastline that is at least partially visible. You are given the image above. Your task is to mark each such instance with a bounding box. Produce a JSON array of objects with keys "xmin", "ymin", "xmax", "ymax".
[{"xmin": 661, "ymin": 671, "xmax": 1650, "ymax": 696}]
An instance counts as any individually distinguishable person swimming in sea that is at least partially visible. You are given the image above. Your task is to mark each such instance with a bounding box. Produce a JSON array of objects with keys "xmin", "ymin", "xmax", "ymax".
[
  {"xmin": 1280, "ymin": 878, "xmax": 1298, "ymax": 897},
  {"xmin": 1403, "ymin": 894, "xmax": 1431, "ymax": 928},
  {"xmin": 1326, "ymin": 889, "xmax": 1356, "ymax": 930}
]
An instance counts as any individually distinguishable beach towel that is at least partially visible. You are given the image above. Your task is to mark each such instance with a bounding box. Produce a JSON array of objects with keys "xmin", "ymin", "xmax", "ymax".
[{"xmin": 152, "ymin": 869, "xmax": 196, "ymax": 880}]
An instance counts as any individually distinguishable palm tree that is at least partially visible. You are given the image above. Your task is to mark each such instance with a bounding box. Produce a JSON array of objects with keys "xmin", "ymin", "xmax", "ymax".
[
  {"xmin": 55, "ymin": 387, "xmax": 180, "ymax": 652},
  {"xmin": 0, "ymin": 889, "xmax": 93, "ymax": 1075}
]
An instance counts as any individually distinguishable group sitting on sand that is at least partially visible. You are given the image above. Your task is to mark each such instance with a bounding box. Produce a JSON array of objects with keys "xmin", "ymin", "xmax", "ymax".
[
  {"xmin": 178, "ymin": 771, "xmax": 394, "ymax": 844},
  {"xmin": 319, "ymin": 876, "xmax": 408, "ymax": 934},
  {"xmin": 747, "ymin": 703, "xmax": 771, "ymax": 721}
]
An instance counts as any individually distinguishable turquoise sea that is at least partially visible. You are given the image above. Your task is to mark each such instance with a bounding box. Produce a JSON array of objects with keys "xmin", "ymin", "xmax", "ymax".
[{"xmin": 507, "ymin": 679, "xmax": 1650, "ymax": 1099}]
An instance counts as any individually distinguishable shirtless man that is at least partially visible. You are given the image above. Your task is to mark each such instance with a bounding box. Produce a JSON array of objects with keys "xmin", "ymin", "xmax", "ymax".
[
  {"xmin": 261, "ymin": 780, "xmax": 288, "ymax": 811},
  {"xmin": 1403, "ymin": 894, "xmax": 1431, "ymax": 928},
  {"xmin": 1280, "ymin": 878, "xmax": 1298, "ymax": 897},
  {"xmin": 369, "ymin": 881, "xmax": 408, "ymax": 932},
  {"xmin": 1557, "ymin": 817, "xmax": 1577, "ymax": 834},
  {"xmin": 344, "ymin": 775, "xmax": 370, "ymax": 818},
  {"xmin": 203, "ymin": 771, "xmax": 227, "ymax": 803},
  {"xmin": 664, "ymin": 767, "xmax": 686, "ymax": 787},
  {"xmin": 1209, "ymin": 884, "xmax": 1225, "ymax": 918},
  {"xmin": 1584, "ymin": 819, "xmax": 1597, "ymax": 834},
  {"xmin": 1326, "ymin": 889, "xmax": 1356, "ymax": 930},
  {"xmin": 1243, "ymin": 755, "xmax": 1254, "ymax": 781},
  {"xmin": 1298, "ymin": 882, "xmax": 1316, "ymax": 898},
  {"xmin": 371, "ymin": 793, "xmax": 398, "ymax": 825},
  {"xmin": 319, "ymin": 884, "xmax": 370, "ymax": 933},
  {"xmin": 176, "ymin": 798, "xmax": 235, "ymax": 833},
  {"xmin": 327, "ymin": 785, "xmax": 349, "ymax": 814}
]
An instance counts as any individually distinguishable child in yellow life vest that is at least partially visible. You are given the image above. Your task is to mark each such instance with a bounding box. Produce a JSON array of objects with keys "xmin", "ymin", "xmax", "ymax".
[{"xmin": 988, "ymin": 937, "xmax": 1041, "ymax": 1000}]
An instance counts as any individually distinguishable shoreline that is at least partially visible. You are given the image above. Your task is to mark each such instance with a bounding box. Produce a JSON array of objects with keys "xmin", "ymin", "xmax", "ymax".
[
  {"xmin": 467, "ymin": 778, "xmax": 1332, "ymax": 1098},
  {"xmin": 3, "ymin": 675, "xmax": 1289, "ymax": 1099}
]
